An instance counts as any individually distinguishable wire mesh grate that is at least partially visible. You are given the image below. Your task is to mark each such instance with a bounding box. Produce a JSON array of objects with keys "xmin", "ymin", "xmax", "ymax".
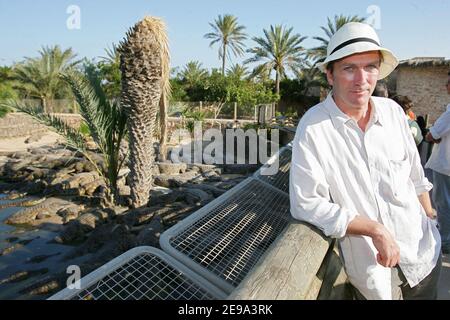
[
  {"xmin": 254, "ymin": 147, "xmax": 292, "ymax": 194},
  {"xmin": 48, "ymin": 247, "xmax": 226, "ymax": 300},
  {"xmin": 161, "ymin": 178, "xmax": 291, "ymax": 292}
]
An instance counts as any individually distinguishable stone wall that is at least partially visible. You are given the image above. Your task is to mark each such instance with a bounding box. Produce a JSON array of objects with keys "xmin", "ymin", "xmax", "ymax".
[
  {"xmin": 396, "ymin": 65, "xmax": 449, "ymax": 124},
  {"xmin": 0, "ymin": 113, "xmax": 256, "ymax": 140},
  {"xmin": 0, "ymin": 113, "xmax": 83, "ymax": 139}
]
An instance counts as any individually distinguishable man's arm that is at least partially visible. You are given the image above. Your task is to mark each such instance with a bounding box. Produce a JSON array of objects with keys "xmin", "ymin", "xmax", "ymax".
[
  {"xmin": 418, "ymin": 192, "xmax": 435, "ymax": 219},
  {"xmin": 426, "ymin": 107, "xmax": 450, "ymax": 143},
  {"xmin": 346, "ymin": 216, "xmax": 400, "ymax": 268}
]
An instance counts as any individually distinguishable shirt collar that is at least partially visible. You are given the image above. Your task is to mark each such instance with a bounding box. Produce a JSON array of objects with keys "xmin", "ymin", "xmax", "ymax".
[{"xmin": 323, "ymin": 93, "xmax": 384, "ymax": 129}]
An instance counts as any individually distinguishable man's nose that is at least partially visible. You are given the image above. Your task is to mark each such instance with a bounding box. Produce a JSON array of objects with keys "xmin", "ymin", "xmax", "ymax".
[{"xmin": 353, "ymin": 68, "xmax": 368, "ymax": 85}]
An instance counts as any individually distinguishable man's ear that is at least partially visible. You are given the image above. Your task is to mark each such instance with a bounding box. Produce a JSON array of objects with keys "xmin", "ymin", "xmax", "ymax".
[{"xmin": 326, "ymin": 69, "xmax": 334, "ymax": 87}]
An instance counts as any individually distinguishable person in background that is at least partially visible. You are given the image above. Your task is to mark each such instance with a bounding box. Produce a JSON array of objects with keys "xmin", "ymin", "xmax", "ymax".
[
  {"xmin": 392, "ymin": 95, "xmax": 423, "ymax": 146},
  {"xmin": 425, "ymin": 71, "xmax": 450, "ymax": 254}
]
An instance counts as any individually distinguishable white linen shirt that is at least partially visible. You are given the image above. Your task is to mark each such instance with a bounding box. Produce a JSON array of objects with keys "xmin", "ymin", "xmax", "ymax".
[
  {"xmin": 290, "ymin": 94, "xmax": 441, "ymax": 300},
  {"xmin": 425, "ymin": 104, "xmax": 450, "ymax": 176}
]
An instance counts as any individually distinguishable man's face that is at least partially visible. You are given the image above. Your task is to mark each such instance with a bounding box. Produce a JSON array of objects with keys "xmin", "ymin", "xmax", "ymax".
[{"xmin": 326, "ymin": 51, "xmax": 381, "ymax": 113}]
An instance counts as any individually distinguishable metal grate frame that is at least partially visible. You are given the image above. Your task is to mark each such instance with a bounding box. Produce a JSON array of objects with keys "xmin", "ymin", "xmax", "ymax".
[
  {"xmin": 48, "ymin": 246, "xmax": 227, "ymax": 300},
  {"xmin": 160, "ymin": 178, "xmax": 291, "ymax": 294},
  {"xmin": 253, "ymin": 146, "xmax": 292, "ymax": 194}
]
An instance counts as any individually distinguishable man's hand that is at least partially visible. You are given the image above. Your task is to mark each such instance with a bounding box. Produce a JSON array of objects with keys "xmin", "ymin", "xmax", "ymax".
[
  {"xmin": 426, "ymin": 132, "xmax": 441, "ymax": 144},
  {"xmin": 347, "ymin": 217, "xmax": 400, "ymax": 268},
  {"xmin": 371, "ymin": 224, "xmax": 401, "ymax": 268}
]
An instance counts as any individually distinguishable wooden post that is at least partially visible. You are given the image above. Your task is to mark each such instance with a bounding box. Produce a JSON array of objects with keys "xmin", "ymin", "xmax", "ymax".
[
  {"xmin": 199, "ymin": 101, "xmax": 203, "ymax": 112},
  {"xmin": 234, "ymin": 102, "xmax": 238, "ymax": 121},
  {"xmin": 228, "ymin": 221, "xmax": 333, "ymax": 300}
]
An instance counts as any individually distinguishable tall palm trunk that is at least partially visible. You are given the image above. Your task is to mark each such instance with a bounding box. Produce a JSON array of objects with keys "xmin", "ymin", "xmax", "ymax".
[
  {"xmin": 222, "ymin": 42, "xmax": 227, "ymax": 75},
  {"xmin": 40, "ymin": 96, "xmax": 47, "ymax": 113},
  {"xmin": 275, "ymin": 68, "xmax": 280, "ymax": 112},
  {"xmin": 119, "ymin": 17, "xmax": 170, "ymax": 208}
]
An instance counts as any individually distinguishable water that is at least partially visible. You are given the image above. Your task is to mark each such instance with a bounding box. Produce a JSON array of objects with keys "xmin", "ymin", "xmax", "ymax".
[{"xmin": 0, "ymin": 194, "xmax": 90, "ymax": 300}]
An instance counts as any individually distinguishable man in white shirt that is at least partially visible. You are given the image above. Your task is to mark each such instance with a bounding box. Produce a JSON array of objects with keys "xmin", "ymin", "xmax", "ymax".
[
  {"xmin": 425, "ymin": 71, "xmax": 450, "ymax": 254},
  {"xmin": 290, "ymin": 22, "xmax": 441, "ymax": 300}
]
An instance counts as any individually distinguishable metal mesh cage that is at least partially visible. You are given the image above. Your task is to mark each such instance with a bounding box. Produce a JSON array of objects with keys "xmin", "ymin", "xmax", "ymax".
[
  {"xmin": 48, "ymin": 247, "xmax": 227, "ymax": 300},
  {"xmin": 253, "ymin": 146, "xmax": 292, "ymax": 194},
  {"xmin": 160, "ymin": 178, "xmax": 291, "ymax": 293}
]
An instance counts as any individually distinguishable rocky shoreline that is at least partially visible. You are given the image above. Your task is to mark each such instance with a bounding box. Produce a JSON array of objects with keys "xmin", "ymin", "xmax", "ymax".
[{"xmin": 0, "ymin": 142, "xmax": 257, "ymax": 299}]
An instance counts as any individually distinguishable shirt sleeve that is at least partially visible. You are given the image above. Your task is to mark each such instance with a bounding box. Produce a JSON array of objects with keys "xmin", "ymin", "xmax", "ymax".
[
  {"xmin": 429, "ymin": 106, "xmax": 450, "ymax": 140},
  {"xmin": 289, "ymin": 126, "xmax": 358, "ymax": 239}
]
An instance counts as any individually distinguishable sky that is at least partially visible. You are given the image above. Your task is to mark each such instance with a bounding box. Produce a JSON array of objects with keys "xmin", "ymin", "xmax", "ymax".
[{"xmin": 0, "ymin": 0, "xmax": 449, "ymax": 71}]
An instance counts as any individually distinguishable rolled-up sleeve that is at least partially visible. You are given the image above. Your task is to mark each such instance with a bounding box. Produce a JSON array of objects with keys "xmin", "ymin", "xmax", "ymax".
[{"xmin": 289, "ymin": 128, "xmax": 358, "ymax": 239}]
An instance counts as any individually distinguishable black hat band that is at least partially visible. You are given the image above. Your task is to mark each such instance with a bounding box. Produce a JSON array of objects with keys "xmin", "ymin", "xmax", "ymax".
[{"xmin": 330, "ymin": 37, "xmax": 381, "ymax": 55}]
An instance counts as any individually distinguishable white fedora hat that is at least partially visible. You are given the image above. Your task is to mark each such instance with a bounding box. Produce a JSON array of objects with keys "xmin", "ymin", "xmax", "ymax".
[{"xmin": 317, "ymin": 22, "xmax": 399, "ymax": 79}]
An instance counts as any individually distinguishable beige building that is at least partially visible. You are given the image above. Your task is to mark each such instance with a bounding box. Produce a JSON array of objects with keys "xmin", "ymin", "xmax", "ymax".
[{"xmin": 390, "ymin": 57, "xmax": 450, "ymax": 124}]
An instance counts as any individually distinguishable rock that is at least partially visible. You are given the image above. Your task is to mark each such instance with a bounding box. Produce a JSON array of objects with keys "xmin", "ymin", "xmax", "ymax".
[
  {"xmin": 135, "ymin": 217, "xmax": 164, "ymax": 247},
  {"xmin": 61, "ymin": 172, "xmax": 99, "ymax": 190},
  {"xmin": 184, "ymin": 183, "xmax": 226, "ymax": 197},
  {"xmin": 160, "ymin": 203, "xmax": 201, "ymax": 226},
  {"xmin": 147, "ymin": 189, "xmax": 185, "ymax": 207},
  {"xmin": 189, "ymin": 164, "xmax": 222, "ymax": 174},
  {"xmin": 169, "ymin": 171, "xmax": 201, "ymax": 188},
  {"xmin": 153, "ymin": 174, "xmax": 171, "ymax": 188},
  {"xmin": 157, "ymin": 162, "xmax": 187, "ymax": 175},
  {"xmin": 0, "ymin": 268, "xmax": 49, "ymax": 285},
  {"xmin": 182, "ymin": 188, "xmax": 213, "ymax": 205},
  {"xmin": 57, "ymin": 204, "xmax": 85, "ymax": 223},
  {"xmin": 0, "ymin": 244, "xmax": 24, "ymax": 256},
  {"xmin": 4, "ymin": 158, "xmax": 33, "ymax": 173},
  {"xmin": 81, "ymin": 179, "xmax": 105, "ymax": 196},
  {"xmin": 10, "ymin": 151, "xmax": 32, "ymax": 159},
  {"xmin": 64, "ymin": 223, "xmax": 135, "ymax": 261},
  {"xmin": 22, "ymin": 278, "xmax": 60, "ymax": 296},
  {"xmin": 202, "ymin": 170, "xmax": 221, "ymax": 180},
  {"xmin": 24, "ymin": 132, "xmax": 44, "ymax": 144},
  {"xmin": 120, "ymin": 206, "xmax": 174, "ymax": 227},
  {"xmin": 54, "ymin": 210, "xmax": 109, "ymax": 244}
]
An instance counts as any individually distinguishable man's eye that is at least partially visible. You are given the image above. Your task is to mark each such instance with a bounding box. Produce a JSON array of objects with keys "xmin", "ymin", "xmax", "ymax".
[{"xmin": 344, "ymin": 66, "xmax": 353, "ymax": 71}]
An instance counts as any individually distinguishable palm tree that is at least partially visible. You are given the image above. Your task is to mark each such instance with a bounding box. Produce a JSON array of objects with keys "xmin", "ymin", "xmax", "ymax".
[
  {"xmin": 245, "ymin": 25, "xmax": 307, "ymax": 100},
  {"xmin": 13, "ymin": 45, "xmax": 80, "ymax": 112},
  {"xmin": 100, "ymin": 43, "xmax": 120, "ymax": 65},
  {"xmin": 204, "ymin": 14, "xmax": 247, "ymax": 75},
  {"xmin": 96, "ymin": 44, "xmax": 122, "ymax": 100},
  {"xmin": 226, "ymin": 63, "xmax": 249, "ymax": 81},
  {"xmin": 119, "ymin": 16, "xmax": 170, "ymax": 208},
  {"xmin": 178, "ymin": 61, "xmax": 208, "ymax": 87},
  {"xmin": 309, "ymin": 14, "xmax": 365, "ymax": 66},
  {"xmin": 4, "ymin": 67, "xmax": 127, "ymax": 205}
]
